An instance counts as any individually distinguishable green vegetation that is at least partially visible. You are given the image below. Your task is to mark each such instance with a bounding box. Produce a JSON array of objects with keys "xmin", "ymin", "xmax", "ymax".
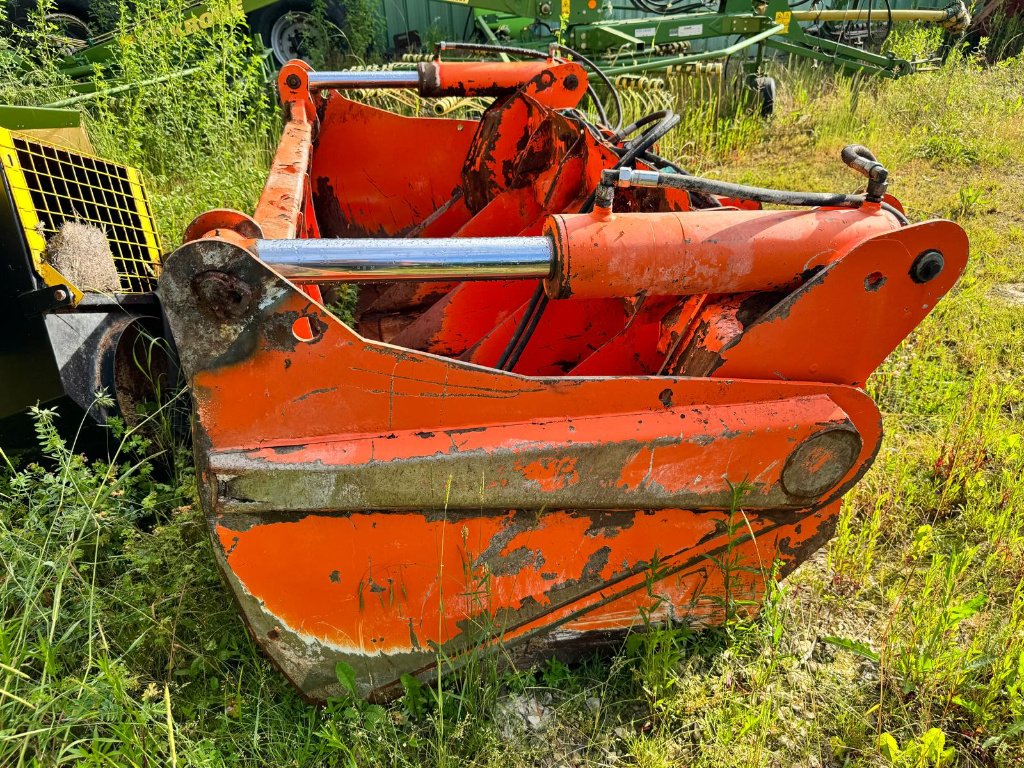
[
  {"xmin": 1, "ymin": 0, "xmax": 274, "ymax": 241},
  {"xmin": 1, "ymin": 7, "xmax": 1023, "ymax": 765}
]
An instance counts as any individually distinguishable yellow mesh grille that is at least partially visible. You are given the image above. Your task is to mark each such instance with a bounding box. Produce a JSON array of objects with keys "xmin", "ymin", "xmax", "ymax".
[{"xmin": 0, "ymin": 129, "xmax": 162, "ymax": 295}]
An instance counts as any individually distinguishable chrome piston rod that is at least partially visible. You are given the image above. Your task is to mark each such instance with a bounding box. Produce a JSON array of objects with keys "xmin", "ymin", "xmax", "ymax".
[
  {"xmin": 255, "ymin": 237, "xmax": 554, "ymax": 282},
  {"xmin": 307, "ymin": 70, "xmax": 421, "ymax": 89}
]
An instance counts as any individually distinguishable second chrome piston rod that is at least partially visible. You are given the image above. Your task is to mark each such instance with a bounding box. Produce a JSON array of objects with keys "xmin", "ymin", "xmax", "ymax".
[{"xmin": 256, "ymin": 236, "xmax": 554, "ymax": 282}]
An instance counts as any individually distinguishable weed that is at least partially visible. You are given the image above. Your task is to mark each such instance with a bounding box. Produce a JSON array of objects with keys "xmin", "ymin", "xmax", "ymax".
[
  {"xmin": 340, "ymin": 0, "xmax": 384, "ymax": 62},
  {"xmin": 954, "ymin": 183, "xmax": 992, "ymax": 219},
  {"xmin": 878, "ymin": 727, "xmax": 955, "ymax": 768},
  {"xmin": 829, "ymin": 495, "xmax": 884, "ymax": 593},
  {"xmin": 702, "ymin": 481, "xmax": 764, "ymax": 629}
]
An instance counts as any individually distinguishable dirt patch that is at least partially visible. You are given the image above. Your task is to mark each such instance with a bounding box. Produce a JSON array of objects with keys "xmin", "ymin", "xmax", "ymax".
[
  {"xmin": 45, "ymin": 221, "xmax": 121, "ymax": 294},
  {"xmin": 991, "ymin": 283, "xmax": 1024, "ymax": 305}
]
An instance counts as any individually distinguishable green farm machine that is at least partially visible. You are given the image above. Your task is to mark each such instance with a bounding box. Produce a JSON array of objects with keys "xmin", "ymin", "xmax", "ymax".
[
  {"xmin": 459, "ymin": 0, "xmax": 969, "ymax": 75},
  {"xmin": 8, "ymin": 0, "xmax": 973, "ymax": 115},
  {"xmin": 431, "ymin": 0, "xmax": 971, "ymax": 114}
]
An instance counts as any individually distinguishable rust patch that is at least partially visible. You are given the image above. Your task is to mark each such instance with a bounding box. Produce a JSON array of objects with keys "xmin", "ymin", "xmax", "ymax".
[
  {"xmin": 864, "ymin": 271, "xmax": 887, "ymax": 291},
  {"xmin": 191, "ymin": 270, "xmax": 255, "ymax": 321},
  {"xmin": 658, "ymin": 388, "xmax": 674, "ymax": 408}
]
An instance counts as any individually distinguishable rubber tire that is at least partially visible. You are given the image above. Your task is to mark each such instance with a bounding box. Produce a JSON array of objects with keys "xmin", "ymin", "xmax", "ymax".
[
  {"xmin": 247, "ymin": 0, "xmax": 347, "ymax": 66},
  {"xmin": 754, "ymin": 75, "xmax": 776, "ymax": 118},
  {"xmin": 46, "ymin": 8, "xmax": 93, "ymax": 52},
  {"xmin": 9, "ymin": 0, "xmax": 92, "ymax": 38}
]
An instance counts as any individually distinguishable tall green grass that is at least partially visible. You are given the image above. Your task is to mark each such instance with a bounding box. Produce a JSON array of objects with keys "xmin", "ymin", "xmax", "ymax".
[{"xmin": 0, "ymin": 0, "xmax": 274, "ymax": 241}]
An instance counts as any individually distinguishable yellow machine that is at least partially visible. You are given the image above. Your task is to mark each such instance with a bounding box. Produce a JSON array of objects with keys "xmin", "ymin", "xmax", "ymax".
[{"xmin": 0, "ymin": 125, "xmax": 164, "ymax": 448}]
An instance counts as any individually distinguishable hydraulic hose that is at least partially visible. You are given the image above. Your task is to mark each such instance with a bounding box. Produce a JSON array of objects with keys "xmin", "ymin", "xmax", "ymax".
[
  {"xmin": 840, "ymin": 143, "xmax": 889, "ymax": 202},
  {"xmin": 613, "ymin": 110, "xmax": 681, "ymax": 168},
  {"xmin": 551, "ymin": 43, "xmax": 623, "ymax": 132},
  {"xmin": 628, "ymin": 0, "xmax": 709, "ymax": 15},
  {"xmin": 601, "ymin": 165, "xmax": 910, "ymax": 225},
  {"xmin": 601, "ymin": 142, "xmax": 905, "ymax": 222},
  {"xmin": 495, "ymin": 283, "xmax": 546, "ymax": 370},
  {"xmin": 616, "ymin": 171, "xmax": 865, "ymax": 208},
  {"xmin": 632, "ymin": 151, "xmax": 722, "ymax": 208},
  {"xmin": 435, "ymin": 40, "xmax": 549, "ymax": 60}
]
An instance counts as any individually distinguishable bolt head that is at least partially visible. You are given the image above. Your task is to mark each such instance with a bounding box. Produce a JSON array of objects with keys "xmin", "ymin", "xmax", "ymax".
[
  {"xmin": 285, "ymin": 73, "xmax": 302, "ymax": 89},
  {"xmin": 910, "ymin": 250, "xmax": 944, "ymax": 284}
]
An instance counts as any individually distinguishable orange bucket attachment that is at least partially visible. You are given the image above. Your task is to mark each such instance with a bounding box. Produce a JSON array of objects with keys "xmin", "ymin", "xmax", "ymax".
[{"xmin": 158, "ymin": 57, "xmax": 968, "ymax": 700}]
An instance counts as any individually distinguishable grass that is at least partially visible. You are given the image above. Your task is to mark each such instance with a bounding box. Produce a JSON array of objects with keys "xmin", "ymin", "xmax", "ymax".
[{"xmin": 1, "ymin": 7, "xmax": 1024, "ymax": 765}]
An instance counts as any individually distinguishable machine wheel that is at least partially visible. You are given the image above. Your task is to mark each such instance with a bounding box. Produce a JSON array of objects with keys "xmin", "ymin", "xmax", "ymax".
[
  {"xmin": 9, "ymin": 0, "xmax": 93, "ymax": 51},
  {"xmin": 754, "ymin": 75, "xmax": 776, "ymax": 118},
  {"xmin": 47, "ymin": 10, "xmax": 92, "ymax": 43},
  {"xmin": 247, "ymin": 0, "xmax": 346, "ymax": 66}
]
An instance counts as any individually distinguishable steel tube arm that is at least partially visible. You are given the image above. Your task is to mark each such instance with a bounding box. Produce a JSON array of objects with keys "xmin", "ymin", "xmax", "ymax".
[
  {"xmin": 603, "ymin": 24, "xmax": 785, "ymax": 77},
  {"xmin": 256, "ymin": 237, "xmax": 554, "ymax": 282},
  {"xmin": 791, "ymin": 8, "xmax": 953, "ymax": 22}
]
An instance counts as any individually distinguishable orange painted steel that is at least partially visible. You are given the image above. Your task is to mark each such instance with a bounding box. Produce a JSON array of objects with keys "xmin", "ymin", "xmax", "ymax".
[
  {"xmin": 543, "ymin": 206, "xmax": 901, "ymax": 299},
  {"xmin": 419, "ymin": 60, "xmax": 589, "ymax": 105},
  {"xmin": 158, "ymin": 58, "xmax": 969, "ymax": 701}
]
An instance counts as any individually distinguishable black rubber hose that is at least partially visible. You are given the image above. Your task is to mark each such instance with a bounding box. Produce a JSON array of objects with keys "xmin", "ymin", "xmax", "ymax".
[
  {"xmin": 628, "ymin": 0, "xmax": 707, "ymax": 14},
  {"xmin": 870, "ymin": 0, "xmax": 893, "ymax": 47},
  {"xmin": 552, "ymin": 43, "xmax": 623, "ymax": 132},
  {"xmin": 633, "ymin": 150, "xmax": 722, "ymax": 208},
  {"xmin": 616, "ymin": 111, "xmax": 681, "ymax": 168},
  {"xmin": 611, "ymin": 109, "xmax": 672, "ymax": 143},
  {"xmin": 436, "ymin": 41, "xmax": 550, "ymax": 60},
  {"xmin": 620, "ymin": 171, "xmax": 865, "ymax": 208},
  {"xmin": 603, "ymin": 169, "xmax": 911, "ymax": 225},
  {"xmin": 503, "ymin": 291, "xmax": 549, "ymax": 371},
  {"xmin": 840, "ymin": 144, "xmax": 889, "ymax": 201},
  {"xmin": 496, "ymin": 283, "xmax": 545, "ymax": 370},
  {"xmin": 881, "ymin": 202, "xmax": 910, "ymax": 226},
  {"xmin": 589, "ymin": 85, "xmax": 611, "ymax": 129},
  {"xmin": 841, "ymin": 144, "xmax": 880, "ymax": 174}
]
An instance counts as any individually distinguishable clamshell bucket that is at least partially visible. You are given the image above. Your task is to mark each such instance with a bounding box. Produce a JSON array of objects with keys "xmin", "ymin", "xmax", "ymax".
[{"xmin": 158, "ymin": 57, "xmax": 968, "ymax": 701}]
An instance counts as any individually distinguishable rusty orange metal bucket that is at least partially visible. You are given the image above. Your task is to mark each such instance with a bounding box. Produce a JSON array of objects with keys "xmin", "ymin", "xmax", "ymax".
[{"xmin": 158, "ymin": 57, "xmax": 967, "ymax": 700}]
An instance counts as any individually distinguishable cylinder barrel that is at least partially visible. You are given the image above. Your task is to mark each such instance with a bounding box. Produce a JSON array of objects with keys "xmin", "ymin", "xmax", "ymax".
[
  {"xmin": 255, "ymin": 237, "xmax": 554, "ymax": 282},
  {"xmin": 305, "ymin": 62, "xmax": 565, "ymax": 96},
  {"xmin": 543, "ymin": 207, "xmax": 901, "ymax": 300},
  {"xmin": 416, "ymin": 61, "xmax": 563, "ymax": 97}
]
